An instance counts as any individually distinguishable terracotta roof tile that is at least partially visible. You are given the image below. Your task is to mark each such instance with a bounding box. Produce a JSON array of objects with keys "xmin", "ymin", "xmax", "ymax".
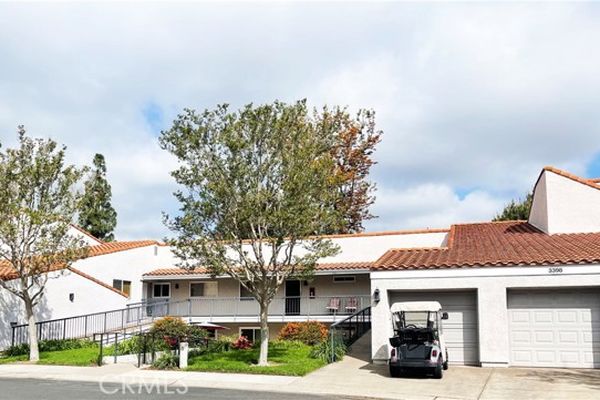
[
  {"xmin": 143, "ymin": 262, "xmax": 372, "ymax": 277},
  {"xmin": 373, "ymin": 220, "xmax": 600, "ymax": 270},
  {"xmin": 87, "ymin": 240, "xmax": 159, "ymax": 257}
]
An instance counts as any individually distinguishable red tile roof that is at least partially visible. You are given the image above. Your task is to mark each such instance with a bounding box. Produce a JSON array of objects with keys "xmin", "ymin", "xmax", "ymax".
[
  {"xmin": 143, "ymin": 262, "xmax": 372, "ymax": 277},
  {"xmin": 373, "ymin": 220, "xmax": 600, "ymax": 270},
  {"xmin": 87, "ymin": 240, "xmax": 160, "ymax": 257}
]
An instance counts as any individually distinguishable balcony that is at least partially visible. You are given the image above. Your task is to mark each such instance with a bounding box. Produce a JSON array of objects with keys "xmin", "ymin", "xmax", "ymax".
[{"xmin": 144, "ymin": 295, "xmax": 371, "ymax": 323}]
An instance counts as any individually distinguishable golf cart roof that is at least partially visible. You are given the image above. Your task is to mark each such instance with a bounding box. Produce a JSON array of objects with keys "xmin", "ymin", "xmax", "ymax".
[{"xmin": 390, "ymin": 301, "xmax": 442, "ymax": 313}]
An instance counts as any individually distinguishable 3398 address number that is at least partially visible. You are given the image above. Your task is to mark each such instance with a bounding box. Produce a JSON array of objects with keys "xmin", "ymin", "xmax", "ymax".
[{"xmin": 548, "ymin": 267, "xmax": 563, "ymax": 274}]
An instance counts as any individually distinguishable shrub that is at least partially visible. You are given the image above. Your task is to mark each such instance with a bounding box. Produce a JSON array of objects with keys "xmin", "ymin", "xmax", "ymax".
[
  {"xmin": 310, "ymin": 336, "xmax": 347, "ymax": 363},
  {"xmin": 231, "ymin": 336, "xmax": 252, "ymax": 350},
  {"xmin": 149, "ymin": 316, "xmax": 189, "ymax": 338},
  {"xmin": 3, "ymin": 339, "xmax": 95, "ymax": 357},
  {"xmin": 114, "ymin": 336, "xmax": 142, "ymax": 355},
  {"xmin": 208, "ymin": 334, "xmax": 237, "ymax": 353},
  {"xmin": 278, "ymin": 321, "xmax": 328, "ymax": 345},
  {"xmin": 152, "ymin": 352, "xmax": 179, "ymax": 370}
]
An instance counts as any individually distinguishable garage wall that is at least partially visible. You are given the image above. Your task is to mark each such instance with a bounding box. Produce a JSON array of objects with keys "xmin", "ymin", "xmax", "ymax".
[
  {"xmin": 370, "ymin": 265, "xmax": 600, "ymax": 367},
  {"xmin": 389, "ymin": 290, "xmax": 479, "ymax": 365}
]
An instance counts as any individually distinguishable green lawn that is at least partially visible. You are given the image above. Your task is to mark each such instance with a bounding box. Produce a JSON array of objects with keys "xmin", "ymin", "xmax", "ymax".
[
  {"xmin": 0, "ymin": 346, "xmax": 99, "ymax": 366},
  {"xmin": 186, "ymin": 341, "xmax": 326, "ymax": 376}
]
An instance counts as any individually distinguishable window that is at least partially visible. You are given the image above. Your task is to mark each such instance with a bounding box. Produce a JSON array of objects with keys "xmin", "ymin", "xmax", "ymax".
[
  {"xmin": 190, "ymin": 282, "xmax": 218, "ymax": 297},
  {"xmin": 239, "ymin": 327, "xmax": 261, "ymax": 342},
  {"xmin": 152, "ymin": 283, "xmax": 170, "ymax": 298},
  {"xmin": 333, "ymin": 275, "xmax": 355, "ymax": 283},
  {"xmin": 239, "ymin": 283, "xmax": 253, "ymax": 300},
  {"xmin": 113, "ymin": 279, "xmax": 132, "ymax": 296},
  {"xmin": 190, "ymin": 283, "xmax": 204, "ymax": 297}
]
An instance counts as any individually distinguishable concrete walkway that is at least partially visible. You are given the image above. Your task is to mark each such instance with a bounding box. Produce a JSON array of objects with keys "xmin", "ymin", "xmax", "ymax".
[{"xmin": 0, "ymin": 334, "xmax": 599, "ymax": 399}]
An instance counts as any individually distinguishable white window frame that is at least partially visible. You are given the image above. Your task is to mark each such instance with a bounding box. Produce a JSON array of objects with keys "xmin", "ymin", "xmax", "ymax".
[
  {"xmin": 152, "ymin": 282, "xmax": 171, "ymax": 298},
  {"xmin": 239, "ymin": 327, "xmax": 261, "ymax": 342},
  {"xmin": 333, "ymin": 275, "xmax": 356, "ymax": 284},
  {"xmin": 113, "ymin": 279, "xmax": 132, "ymax": 297}
]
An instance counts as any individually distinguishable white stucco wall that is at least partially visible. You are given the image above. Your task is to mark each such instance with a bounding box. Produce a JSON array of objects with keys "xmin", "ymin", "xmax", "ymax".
[
  {"xmin": 530, "ymin": 170, "xmax": 600, "ymax": 234},
  {"xmin": 370, "ymin": 265, "xmax": 600, "ymax": 366},
  {"xmin": 0, "ymin": 269, "xmax": 127, "ymax": 348},
  {"xmin": 73, "ymin": 244, "xmax": 168, "ymax": 303},
  {"xmin": 528, "ymin": 172, "xmax": 548, "ymax": 233}
]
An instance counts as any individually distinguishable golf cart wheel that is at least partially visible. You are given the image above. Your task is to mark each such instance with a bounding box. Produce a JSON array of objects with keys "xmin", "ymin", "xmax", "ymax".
[
  {"xmin": 389, "ymin": 366, "xmax": 402, "ymax": 378},
  {"xmin": 443, "ymin": 360, "xmax": 449, "ymax": 370},
  {"xmin": 433, "ymin": 363, "xmax": 443, "ymax": 379}
]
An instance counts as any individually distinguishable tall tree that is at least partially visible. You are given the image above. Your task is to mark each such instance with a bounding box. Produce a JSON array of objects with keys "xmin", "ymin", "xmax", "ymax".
[
  {"xmin": 325, "ymin": 108, "xmax": 382, "ymax": 233},
  {"xmin": 493, "ymin": 192, "xmax": 533, "ymax": 221},
  {"xmin": 0, "ymin": 126, "xmax": 87, "ymax": 361},
  {"xmin": 160, "ymin": 101, "xmax": 343, "ymax": 366},
  {"xmin": 78, "ymin": 153, "xmax": 117, "ymax": 241}
]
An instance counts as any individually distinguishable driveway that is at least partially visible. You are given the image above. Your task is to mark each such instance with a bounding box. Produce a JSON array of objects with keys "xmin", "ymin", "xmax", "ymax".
[{"xmin": 294, "ymin": 332, "xmax": 600, "ymax": 400}]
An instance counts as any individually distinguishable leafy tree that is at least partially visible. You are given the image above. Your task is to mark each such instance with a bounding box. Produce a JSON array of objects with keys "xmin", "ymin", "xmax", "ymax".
[
  {"xmin": 493, "ymin": 192, "xmax": 533, "ymax": 221},
  {"xmin": 160, "ymin": 101, "xmax": 343, "ymax": 366},
  {"xmin": 0, "ymin": 127, "xmax": 88, "ymax": 361},
  {"xmin": 326, "ymin": 108, "xmax": 382, "ymax": 233},
  {"xmin": 78, "ymin": 153, "xmax": 117, "ymax": 241}
]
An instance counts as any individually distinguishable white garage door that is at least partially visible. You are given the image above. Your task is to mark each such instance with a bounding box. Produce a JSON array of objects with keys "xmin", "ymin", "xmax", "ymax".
[
  {"xmin": 508, "ymin": 289, "xmax": 600, "ymax": 368},
  {"xmin": 389, "ymin": 290, "xmax": 479, "ymax": 365}
]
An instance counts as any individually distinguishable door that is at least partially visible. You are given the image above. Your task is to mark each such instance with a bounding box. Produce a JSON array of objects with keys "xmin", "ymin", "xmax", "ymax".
[
  {"xmin": 508, "ymin": 289, "xmax": 600, "ymax": 368},
  {"xmin": 285, "ymin": 280, "xmax": 301, "ymax": 315},
  {"xmin": 389, "ymin": 290, "xmax": 480, "ymax": 365}
]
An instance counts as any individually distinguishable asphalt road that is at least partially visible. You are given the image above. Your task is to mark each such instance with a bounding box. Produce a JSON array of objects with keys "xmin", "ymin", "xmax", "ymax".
[{"xmin": 0, "ymin": 378, "xmax": 359, "ymax": 400}]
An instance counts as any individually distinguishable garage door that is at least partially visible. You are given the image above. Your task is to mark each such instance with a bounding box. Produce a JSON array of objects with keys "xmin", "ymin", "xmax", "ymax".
[
  {"xmin": 389, "ymin": 290, "xmax": 479, "ymax": 365},
  {"xmin": 508, "ymin": 289, "xmax": 600, "ymax": 368}
]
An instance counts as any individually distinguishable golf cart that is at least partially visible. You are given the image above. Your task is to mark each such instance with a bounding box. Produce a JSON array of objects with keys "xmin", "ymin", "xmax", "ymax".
[{"xmin": 388, "ymin": 301, "xmax": 449, "ymax": 379}]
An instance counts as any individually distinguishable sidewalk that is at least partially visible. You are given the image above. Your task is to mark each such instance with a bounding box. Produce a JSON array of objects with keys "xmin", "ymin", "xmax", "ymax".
[{"xmin": 1, "ymin": 341, "xmax": 600, "ymax": 400}]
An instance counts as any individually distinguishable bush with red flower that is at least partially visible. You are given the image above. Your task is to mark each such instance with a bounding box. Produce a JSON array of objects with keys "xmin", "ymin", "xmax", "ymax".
[
  {"xmin": 231, "ymin": 336, "xmax": 253, "ymax": 350},
  {"xmin": 278, "ymin": 321, "xmax": 328, "ymax": 345}
]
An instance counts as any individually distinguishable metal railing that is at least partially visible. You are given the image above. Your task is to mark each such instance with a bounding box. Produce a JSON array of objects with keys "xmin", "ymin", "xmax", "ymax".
[
  {"xmin": 11, "ymin": 294, "xmax": 370, "ymax": 347},
  {"xmin": 10, "ymin": 299, "xmax": 185, "ymax": 347},
  {"xmin": 329, "ymin": 305, "xmax": 371, "ymax": 362}
]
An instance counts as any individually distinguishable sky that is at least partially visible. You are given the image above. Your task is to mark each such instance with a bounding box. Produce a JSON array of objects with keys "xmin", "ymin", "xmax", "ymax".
[{"xmin": 1, "ymin": 2, "xmax": 600, "ymax": 240}]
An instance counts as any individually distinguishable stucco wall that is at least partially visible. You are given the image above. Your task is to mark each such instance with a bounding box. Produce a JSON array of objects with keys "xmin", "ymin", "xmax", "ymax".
[
  {"xmin": 370, "ymin": 265, "xmax": 600, "ymax": 366},
  {"xmin": 530, "ymin": 170, "xmax": 600, "ymax": 234},
  {"xmin": 0, "ymin": 270, "xmax": 127, "ymax": 348},
  {"xmin": 74, "ymin": 244, "xmax": 165, "ymax": 303}
]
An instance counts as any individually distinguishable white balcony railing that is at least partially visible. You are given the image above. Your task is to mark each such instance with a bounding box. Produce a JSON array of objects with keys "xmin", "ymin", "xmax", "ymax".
[{"xmin": 145, "ymin": 295, "xmax": 371, "ymax": 319}]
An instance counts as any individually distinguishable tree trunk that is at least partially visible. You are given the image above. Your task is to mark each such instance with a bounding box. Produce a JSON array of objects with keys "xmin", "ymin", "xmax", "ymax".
[
  {"xmin": 24, "ymin": 298, "xmax": 39, "ymax": 362},
  {"xmin": 257, "ymin": 302, "xmax": 269, "ymax": 366}
]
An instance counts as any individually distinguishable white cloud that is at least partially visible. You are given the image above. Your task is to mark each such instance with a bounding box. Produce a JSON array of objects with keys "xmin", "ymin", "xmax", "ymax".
[
  {"xmin": 0, "ymin": 2, "xmax": 599, "ymax": 239},
  {"xmin": 367, "ymin": 185, "xmax": 506, "ymax": 231}
]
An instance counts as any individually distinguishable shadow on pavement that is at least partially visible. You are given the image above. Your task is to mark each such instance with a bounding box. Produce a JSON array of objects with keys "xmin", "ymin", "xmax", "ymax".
[{"xmin": 514, "ymin": 368, "xmax": 600, "ymax": 389}]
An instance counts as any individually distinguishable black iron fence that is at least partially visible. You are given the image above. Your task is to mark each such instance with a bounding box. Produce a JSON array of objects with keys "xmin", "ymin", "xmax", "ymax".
[
  {"xmin": 329, "ymin": 306, "xmax": 371, "ymax": 362},
  {"xmin": 10, "ymin": 299, "xmax": 188, "ymax": 347}
]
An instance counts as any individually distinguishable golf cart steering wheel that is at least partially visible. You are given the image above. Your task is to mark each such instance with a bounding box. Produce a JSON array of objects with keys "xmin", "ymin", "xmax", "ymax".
[{"xmin": 405, "ymin": 324, "xmax": 417, "ymax": 328}]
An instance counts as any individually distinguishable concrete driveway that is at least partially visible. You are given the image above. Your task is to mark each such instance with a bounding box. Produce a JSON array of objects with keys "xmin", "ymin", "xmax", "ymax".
[{"xmin": 294, "ymin": 332, "xmax": 600, "ymax": 400}]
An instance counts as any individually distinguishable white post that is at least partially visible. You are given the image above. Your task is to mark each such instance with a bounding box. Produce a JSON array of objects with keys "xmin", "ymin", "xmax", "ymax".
[{"xmin": 179, "ymin": 342, "xmax": 189, "ymax": 369}]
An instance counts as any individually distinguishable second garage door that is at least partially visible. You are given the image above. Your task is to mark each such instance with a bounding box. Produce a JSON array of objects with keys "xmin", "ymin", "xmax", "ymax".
[
  {"xmin": 508, "ymin": 288, "xmax": 600, "ymax": 368},
  {"xmin": 388, "ymin": 290, "xmax": 479, "ymax": 365}
]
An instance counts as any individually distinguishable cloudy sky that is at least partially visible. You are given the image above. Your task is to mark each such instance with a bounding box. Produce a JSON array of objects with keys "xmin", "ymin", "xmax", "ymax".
[{"xmin": 1, "ymin": 2, "xmax": 600, "ymax": 240}]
